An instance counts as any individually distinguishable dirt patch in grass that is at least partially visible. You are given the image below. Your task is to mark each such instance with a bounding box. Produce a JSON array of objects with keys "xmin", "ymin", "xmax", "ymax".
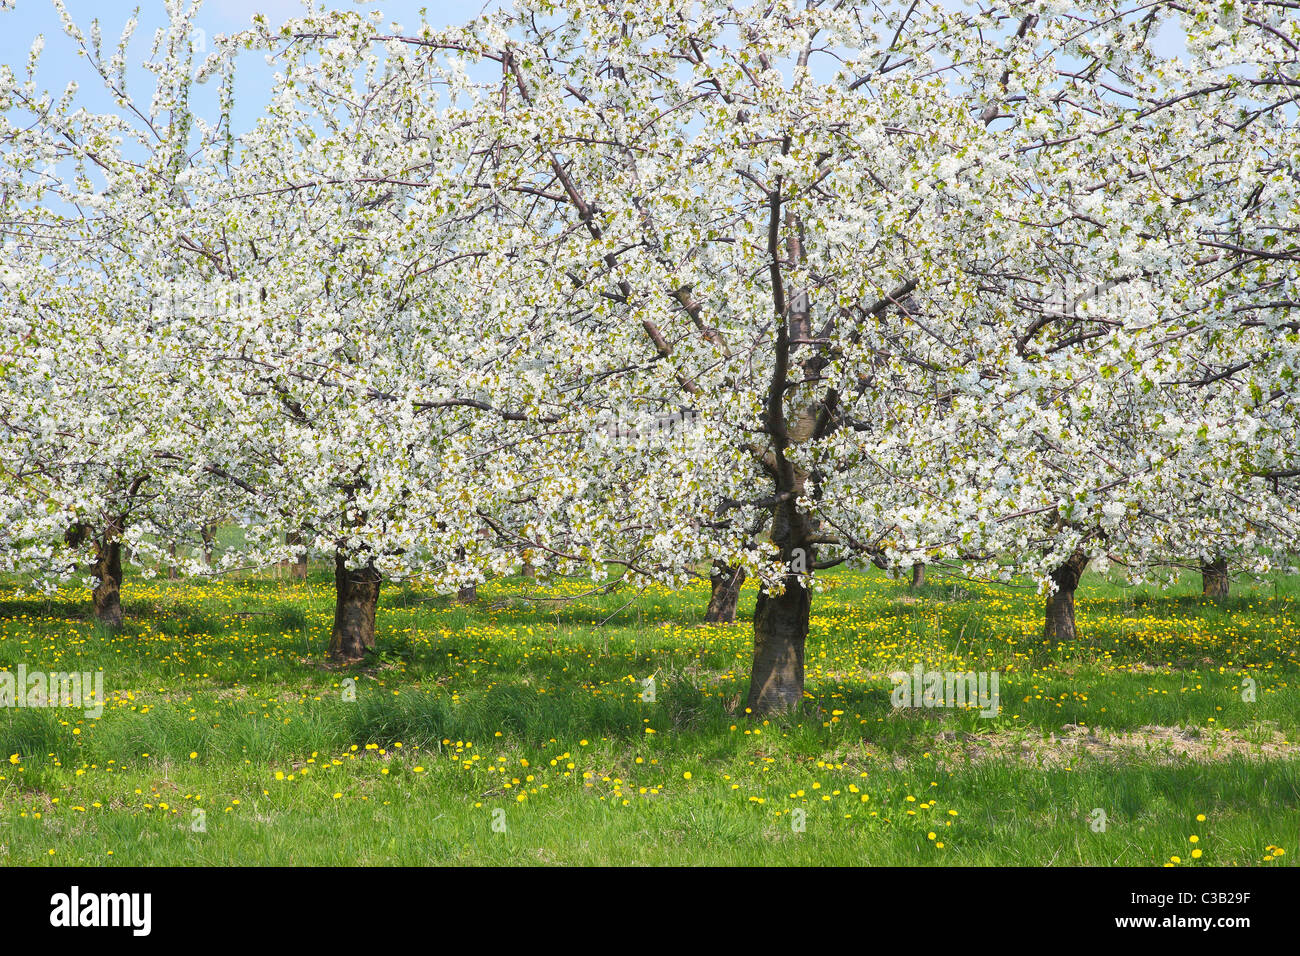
[{"xmin": 936, "ymin": 722, "xmax": 1298, "ymax": 767}]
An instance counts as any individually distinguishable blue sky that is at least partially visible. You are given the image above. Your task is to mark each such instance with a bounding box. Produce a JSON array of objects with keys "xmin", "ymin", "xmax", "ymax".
[
  {"xmin": 0, "ymin": 1, "xmax": 504, "ymax": 139},
  {"xmin": 2, "ymin": 0, "xmax": 496, "ymax": 44},
  {"xmin": 1, "ymin": 1, "xmax": 1190, "ymax": 154}
]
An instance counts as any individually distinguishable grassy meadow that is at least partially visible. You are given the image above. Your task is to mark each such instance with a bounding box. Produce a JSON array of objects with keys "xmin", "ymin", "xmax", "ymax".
[{"xmin": 1, "ymin": 563, "xmax": 1298, "ymax": 866}]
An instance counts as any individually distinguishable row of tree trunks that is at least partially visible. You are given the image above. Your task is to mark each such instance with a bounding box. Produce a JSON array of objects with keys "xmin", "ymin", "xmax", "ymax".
[
  {"xmin": 320, "ymin": 546, "xmax": 1226, "ymax": 668},
  {"xmin": 704, "ymin": 560, "xmax": 746, "ymax": 623},
  {"xmin": 86, "ymin": 527, "xmax": 1221, "ymax": 678},
  {"xmin": 86, "ymin": 526, "xmax": 1225, "ymax": 669}
]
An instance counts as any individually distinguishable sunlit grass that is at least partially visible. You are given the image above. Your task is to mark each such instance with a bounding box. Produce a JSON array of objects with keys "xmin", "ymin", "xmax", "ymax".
[{"xmin": 1, "ymin": 563, "xmax": 1297, "ymax": 865}]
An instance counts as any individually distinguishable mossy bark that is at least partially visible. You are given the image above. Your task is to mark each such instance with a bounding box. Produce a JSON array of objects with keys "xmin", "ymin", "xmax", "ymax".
[
  {"xmin": 327, "ymin": 554, "xmax": 381, "ymax": 662},
  {"xmin": 746, "ymin": 499, "xmax": 812, "ymax": 715},
  {"xmin": 705, "ymin": 561, "xmax": 746, "ymax": 624},
  {"xmin": 1044, "ymin": 549, "xmax": 1089, "ymax": 641},
  {"xmin": 1202, "ymin": 557, "xmax": 1229, "ymax": 599}
]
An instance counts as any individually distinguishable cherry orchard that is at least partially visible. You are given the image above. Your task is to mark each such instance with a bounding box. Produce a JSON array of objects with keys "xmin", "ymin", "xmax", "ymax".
[
  {"xmin": 164, "ymin": 10, "xmax": 618, "ymax": 660},
  {"xmin": 319, "ymin": 0, "xmax": 1290, "ymax": 711},
  {"xmin": 0, "ymin": 1, "xmax": 236, "ymax": 623},
  {"xmin": 2, "ymin": 0, "xmax": 1295, "ymax": 711}
]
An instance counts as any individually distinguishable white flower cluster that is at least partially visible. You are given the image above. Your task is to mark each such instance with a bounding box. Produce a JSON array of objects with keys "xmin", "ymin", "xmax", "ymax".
[{"xmin": 0, "ymin": 0, "xmax": 1295, "ymax": 646}]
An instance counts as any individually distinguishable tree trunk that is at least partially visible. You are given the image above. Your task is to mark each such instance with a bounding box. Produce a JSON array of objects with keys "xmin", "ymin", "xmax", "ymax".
[
  {"xmin": 521, "ymin": 558, "xmax": 536, "ymax": 580},
  {"xmin": 1044, "ymin": 549, "xmax": 1089, "ymax": 641},
  {"xmin": 200, "ymin": 523, "xmax": 216, "ymax": 566},
  {"xmin": 285, "ymin": 530, "xmax": 309, "ymax": 580},
  {"xmin": 748, "ymin": 577, "xmax": 809, "ymax": 715},
  {"xmin": 705, "ymin": 561, "xmax": 746, "ymax": 623},
  {"xmin": 910, "ymin": 563, "xmax": 925, "ymax": 590},
  {"xmin": 746, "ymin": 499, "xmax": 812, "ymax": 715},
  {"xmin": 327, "ymin": 554, "xmax": 381, "ymax": 662},
  {"xmin": 454, "ymin": 544, "xmax": 477, "ymax": 603},
  {"xmin": 1202, "ymin": 557, "xmax": 1229, "ymax": 599},
  {"xmin": 91, "ymin": 536, "xmax": 124, "ymax": 628}
]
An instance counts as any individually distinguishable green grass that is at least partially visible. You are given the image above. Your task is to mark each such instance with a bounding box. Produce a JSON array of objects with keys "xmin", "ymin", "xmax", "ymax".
[{"xmin": 1, "ymin": 564, "xmax": 1297, "ymax": 865}]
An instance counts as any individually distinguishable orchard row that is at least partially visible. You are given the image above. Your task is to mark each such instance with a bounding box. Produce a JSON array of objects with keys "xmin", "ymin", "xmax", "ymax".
[{"xmin": 1, "ymin": 0, "xmax": 1296, "ymax": 712}]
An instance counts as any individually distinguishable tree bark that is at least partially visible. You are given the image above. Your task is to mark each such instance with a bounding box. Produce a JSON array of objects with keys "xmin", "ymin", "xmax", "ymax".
[
  {"xmin": 705, "ymin": 561, "xmax": 746, "ymax": 623},
  {"xmin": 521, "ymin": 558, "xmax": 536, "ymax": 580},
  {"xmin": 327, "ymin": 554, "xmax": 381, "ymax": 662},
  {"xmin": 200, "ymin": 523, "xmax": 216, "ymax": 566},
  {"xmin": 910, "ymin": 563, "xmax": 925, "ymax": 590},
  {"xmin": 748, "ymin": 576, "xmax": 809, "ymax": 715},
  {"xmin": 91, "ymin": 534, "xmax": 124, "ymax": 628},
  {"xmin": 746, "ymin": 499, "xmax": 812, "ymax": 715},
  {"xmin": 285, "ymin": 530, "xmax": 309, "ymax": 580},
  {"xmin": 453, "ymin": 544, "xmax": 477, "ymax": 603},
  {"xmin": 1044, "ymin": 549, "xmax": 1089, "ymax": 641},
  {"xmin": 1202, "ymin": 557, "xmax": 1229, "ymax": 599}
]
